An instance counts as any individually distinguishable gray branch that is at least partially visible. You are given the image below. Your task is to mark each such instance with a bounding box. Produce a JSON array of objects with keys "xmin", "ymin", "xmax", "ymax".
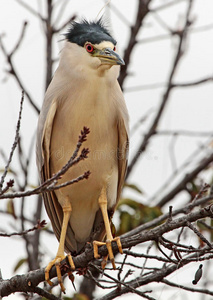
[{"xmin": 1, "ymin": 200, "xmax": 213, "ymax": 297}]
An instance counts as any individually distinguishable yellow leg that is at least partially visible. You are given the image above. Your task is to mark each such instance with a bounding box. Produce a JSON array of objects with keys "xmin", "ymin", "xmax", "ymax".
[
  {"xmin": 45, "ymin": 201, "xmax": 75, "ymax": 293},
  {"xmin": 93, "ymin": 187, "xmax": 123, "ymax": 269}
]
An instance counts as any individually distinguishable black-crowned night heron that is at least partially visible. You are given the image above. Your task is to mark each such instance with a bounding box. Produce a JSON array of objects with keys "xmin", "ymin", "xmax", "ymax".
[{"xmin": 36, "ymin": 19, "xmax": 129, "ymax": 292}]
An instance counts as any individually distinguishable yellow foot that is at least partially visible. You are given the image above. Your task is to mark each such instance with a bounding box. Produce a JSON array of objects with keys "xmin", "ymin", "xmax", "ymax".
[
  {"xmin": 93, "ymin": 237, "xmax": 123, "ymax": 269},
  {"xmin": 45, "ymin": 253, "xmax": 75, "ymax": 293}
]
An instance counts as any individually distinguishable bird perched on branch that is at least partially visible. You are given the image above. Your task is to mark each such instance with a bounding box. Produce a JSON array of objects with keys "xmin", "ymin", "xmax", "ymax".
[{"xmin": 36, "ymin": 19, "xmax": 129, "ymax": 292}]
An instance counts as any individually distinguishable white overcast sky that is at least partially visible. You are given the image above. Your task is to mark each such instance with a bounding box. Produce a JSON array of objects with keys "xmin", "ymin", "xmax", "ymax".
[{"xmin": 0, "ymin": 0, "xmax": 213, "ymax": 299}]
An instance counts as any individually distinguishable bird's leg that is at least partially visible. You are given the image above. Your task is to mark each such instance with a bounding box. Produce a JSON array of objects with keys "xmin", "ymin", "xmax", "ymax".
[
  {"xmin": 93, "ymin": 187, "xmax": 123, "ymax": 269},
  {"xmin": 45, "ymin": 200, "xmax": 75, "ymax": 293}
]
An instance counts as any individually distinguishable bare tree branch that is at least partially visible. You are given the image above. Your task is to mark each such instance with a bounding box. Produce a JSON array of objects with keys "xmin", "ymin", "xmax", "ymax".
[
  {"xmin": 91, "ymin": 245, "xmax": 213, "ymax": 300},
  {"xmin": 109, "ymin": 3, "xmax": 132, "ymax": 27},
  {"xmin": 0, "ymin": 92, "xmax": 24, "ymax": 192},
  {"xmin": 0, "ymin": 31, "xmax": 40, "ymax": 114},
  {"xmin": 148, "ymin": 137, "xmax": 212, "ymax": 204},
  {"xmin": 151, "ymin": 0, "xmax": 186, "ymax": 12},
  {"xmin": 156, "ymin": 151, "xmax": 213, "ymax": 207},
  {"xmin": 162, "ymin": 278, "xmax": 213, "ymax": 297},
  {"xmin": 125, "ymin": 76, "xmax": 213, "ymax": 92},
  {"xmin": 118, "ymin": 0, "xmax": 152, "ymax": 88},
  {"xmin": 1, "ymin": 199, "xmax": 213, "ymax": 297},
  {"xmin": 15, "ymin": 0, "xmax": 46, "ymax": 22},
  {"xmin": 172, "ymin": 76, "xmax": 213, "ymax": 87},
  {"xmin": 10, "ymin": 21, "xmax": 28, "ymax": 56},
  {"xmin": 122, "ymin": 195, "xmax": 213, "ymax": 238},
  {"xmin": 1, "ymin": 1, "xmax": 213, "ymax": 299},
  {"xmin": 0, "ymin": 220, "xmax": 46, "ymax": 237},
  {"xmin": 54, "ymin": 14, "xmax": 76, "ymax": 33},
  {"xmin": 127, "ymin": 0, "xmax": 194, "ymax": 178},
  {"xmin": 138, "ymin": 23, "xmax": 213, "ymax": 44},
  {"xmin": 0, "ymin": 127, "xmax": 90, "ymax": 200}
]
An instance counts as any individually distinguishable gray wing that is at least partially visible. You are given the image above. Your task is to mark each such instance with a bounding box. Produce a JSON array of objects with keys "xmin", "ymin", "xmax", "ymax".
[
  {"xmin": 36, "ymin": 85, "xmax": 77, "ymax": 253},
  {"xmin": 36, "ymin": 93, "xmax": 62, "ymax": 243},
  {"xmin": 116, "ymin": 114, "xmax": 129, "ymax": 204},
  {"xmin": 115, "ymin": 80, "xmax": 129, "ymax": 206}
]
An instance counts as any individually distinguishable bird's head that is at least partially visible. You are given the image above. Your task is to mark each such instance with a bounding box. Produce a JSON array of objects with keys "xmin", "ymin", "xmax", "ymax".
[{"xmin": 64, "ymin": 19, "xmax": 124, "ymax": 72}]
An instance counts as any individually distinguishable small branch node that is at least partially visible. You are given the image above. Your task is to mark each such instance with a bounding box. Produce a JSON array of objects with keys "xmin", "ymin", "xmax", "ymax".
[{"xmin": 167, "ymin": 206, "xmax": 173, "ymax": 223}]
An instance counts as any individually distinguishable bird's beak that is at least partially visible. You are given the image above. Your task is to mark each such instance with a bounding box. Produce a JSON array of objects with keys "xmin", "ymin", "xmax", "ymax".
[{"xmin": 93, "ymin": 47, "xmax": 125, "ymax": 66}]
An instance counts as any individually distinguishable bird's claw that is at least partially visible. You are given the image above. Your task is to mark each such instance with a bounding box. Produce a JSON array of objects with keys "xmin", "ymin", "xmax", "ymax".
[
  {"xmin": 45, "ymin": 253, "xmax": 75, "ymax": 293},
  {"xmin": 93, "ymin": 237, "xmax": 123, "ymax": 269}
]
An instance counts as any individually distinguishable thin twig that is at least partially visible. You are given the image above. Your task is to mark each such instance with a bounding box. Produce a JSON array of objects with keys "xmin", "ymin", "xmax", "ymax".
[
  {"xmin": 140, "ymin": 242, "xmax": 154, "ymax": 276},
  {"xmin": 1, "ymin": 201, "xmax": 213, "ymax": 297},
  {"xmin": 10, "ymin": 21, "xmax": 28, "ymax": 56},
  {"xmin": 33, "ymin": 286, "xmax": 60, "ymax": 300},
  {"xmin": 167, "ymin": 206, "xmax": 173, "ymax": 223},
  {"xmin": 54, "ymin": 15, "xmax": 76, "ymax": 33},
  {"xmin": 118, "ymin": 0, "xmax": 151, "ymax": 88},
  {"xmin": 127, "ymin": 0, "xmax": 194, "ymax": 178},
  {"xmin": 15, "ymin": 0, "xmax": 46, "ymax": 22},
  {"xmin": 0, "ymin": 220, "xmax": 46, "ymax": 237},
  {"xmin": 148, "ymin": 137, "xmax": 213, "ymax": 204},
  {"xmin": 123, "ymin": 249, "xmax": 173, "ymax": 263},
  {"xmin": 157, "ymin": 242, "xmax": 178, "ymax": 264},
  {"xmin": 197, "ymin": 220, "xmax": 213, "ymax": 230},
  {"xmin": 92, "ymin": 264, "xmax": 155, "ymax": 299},
  {"xmin": 151, "ymin": 0, "xmax": 186, "ymax": 12},
  {"xmin": 110, "ymin": 3, "xmax": 132, "ymax": 27},
  {"xmin": 122, "ymin": 195, "xmax": 213, "ymax": 239},
  {"xmin": 156, "ymin": 152, "xmax": 213, "ymax": 207},
  {"xmin": 125, "ymin": 76, "xmax": 213, "ymax": 93},
  {"xmin": 0, "ymin": 127, "xmax": 90, "ymax": 200},
  {"xmin": 0, "ymin": 33, "xmax": 40, "ymax": 114},
  {"xmin": 162, "ymin": 278, "xmax": 213, "ymax": 296},
  {"xmin": 187, "ymin": 221, "xmax": 212, "ymax": 248},
  {"xmin": 0, "ymin": 92, "xmax": 24, "ymax": 191},
  {"xmin": 138, "ymin": 23, "xmax": 213, "ymax": 44}
]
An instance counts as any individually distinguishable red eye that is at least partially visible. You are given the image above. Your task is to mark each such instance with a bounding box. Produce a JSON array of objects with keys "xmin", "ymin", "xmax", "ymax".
[
  {"xmin": 113, "ymin": 46, "xmax": 116, "ymax": 51},
  {"xmin": 86, "ymin": 44, "xmax": 94, "ymax": 53}
]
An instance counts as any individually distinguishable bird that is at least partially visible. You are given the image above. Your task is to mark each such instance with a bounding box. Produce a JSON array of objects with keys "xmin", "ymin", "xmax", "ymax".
[{"xmin": 36, "ymin": 19, "xmax": 129, "ymax": 292}]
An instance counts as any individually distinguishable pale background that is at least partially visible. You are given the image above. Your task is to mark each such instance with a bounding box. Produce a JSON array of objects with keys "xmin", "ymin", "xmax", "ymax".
[{"xmin": 0, "ymin": 0, "xmax": 213, "ymax": 299}]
